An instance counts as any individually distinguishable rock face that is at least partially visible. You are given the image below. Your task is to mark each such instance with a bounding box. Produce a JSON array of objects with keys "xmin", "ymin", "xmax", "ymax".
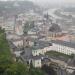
[{"xmin": 49, "ymin": 23, "xmax": 62, "ymax": 33}]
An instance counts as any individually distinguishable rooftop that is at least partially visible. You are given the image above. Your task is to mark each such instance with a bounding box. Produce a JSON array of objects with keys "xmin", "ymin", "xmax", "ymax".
[
  {"xmin": 49, "ymin": 23, "xmax": 62, "ymax": 33},
  {"xmin": 21, "ymin": 55, "xmax": 41, "ymax": 61},
  {"xmin": 31, "ymin": 41, "xmax": 52, "ymax": 50},
  {"xmin": 51, "ymin": 40, "xmax": 75, "ymax": 48}
]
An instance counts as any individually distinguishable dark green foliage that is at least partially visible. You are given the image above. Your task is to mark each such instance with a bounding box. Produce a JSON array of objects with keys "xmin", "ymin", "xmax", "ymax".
[
  {"xmin": 42, "ymin": 64, "xmax": 57, "ymax": 75},
  {"xmin": 70, "ymin": 54, "xmax": 75, "ymax": 59},
  {"xmin": 29, "ymin": 68, "xmax": 45, "ymax": 75},
  {"xmin": 0, "ymin": 62, "xmax": 45, "ymax": 75},
  {"xmin": 0, "ymin": 62, "xmax": 29, "ymax": 75},
  {"xmin": 0, "ymin": 28, "xmax": 12, "ymax": 63}
]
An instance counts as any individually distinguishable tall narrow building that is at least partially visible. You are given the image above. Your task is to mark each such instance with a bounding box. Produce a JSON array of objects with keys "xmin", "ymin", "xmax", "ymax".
[{"xmin": 14, "ymin": 15, "xmax": 18, "ymax": 34}]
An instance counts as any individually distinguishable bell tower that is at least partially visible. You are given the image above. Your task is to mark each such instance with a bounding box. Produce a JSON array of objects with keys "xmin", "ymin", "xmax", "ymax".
[{"xmin": 23, "ymin": 36, "xmax": 30, "ymax": 48}]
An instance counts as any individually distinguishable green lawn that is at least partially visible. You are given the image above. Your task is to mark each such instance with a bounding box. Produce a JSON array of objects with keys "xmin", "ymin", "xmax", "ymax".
[{"xmin": 45, "ymin": 51, "xmax": 73, "ymax": 60}]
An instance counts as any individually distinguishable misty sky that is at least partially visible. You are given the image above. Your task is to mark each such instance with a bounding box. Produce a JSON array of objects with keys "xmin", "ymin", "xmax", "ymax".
[
  {"xmin": 30, "ymin": 0, "xmax": 75, "ymax": 3},
  {"xmin": 29, "ymin": 0, "xmax": 75, "ymax": 7},
  {"xmin": 0, "ymin": 0, "xmax": 75, "ymax": 4},
  {"xmin": 1, "ymin": 0, "xmax": 75, "ymax": 3}
]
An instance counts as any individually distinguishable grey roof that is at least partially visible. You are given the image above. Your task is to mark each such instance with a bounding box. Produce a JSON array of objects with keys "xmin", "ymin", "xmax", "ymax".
[
  {"xmin": 42, "ymin": 58, "xmax": 51, "ymax": 63},
  {"xmin": 32, "ymin": 56, "xmax": 41, "ymax": 60},
  {"xmin": 51, "ymin": 40, "xmax": 75, "ymax": 49},
  {"xmin": 22, "ymin": 37, "xmax": 52, "ymax": 50},
  {"xmin": 11, "ymin": 38, "xmax": 23, "ymax": 42},
  {"xmin": 23, "ymin": 48, "xmax": 32, "ymax": 56},
  {"xmin": 49, "ymin": 23, "xmax": 62, "ymax": 32},
  {"xmin": 8, "ymin": 41, "xmax": 20, "ymax": 51},
  {"xmin": 31, "ymin": 41, "xmax": 52, "ymax": 50},
  {"xmin": 21, "ymin": 55, "xmax": 41, "ymax": 61}
]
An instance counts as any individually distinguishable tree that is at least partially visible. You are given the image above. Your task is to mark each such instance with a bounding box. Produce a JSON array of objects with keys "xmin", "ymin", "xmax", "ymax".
[
  {"xmin": 70, "ymin": 54, "xmax": 75, "ymax": 59},
  {"xmin": 41, "ymin": 64, "xmax": 57, "ymax": 75}
]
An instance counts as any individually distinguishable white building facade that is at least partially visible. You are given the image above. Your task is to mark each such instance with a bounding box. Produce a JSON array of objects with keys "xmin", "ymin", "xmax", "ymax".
[
  {"xmin": 32, "ymin": 40, "xmax": 75, "ymax": 56},
  {"xmin": 51, "ymin": 40, "xmax": 75, "ymax": 55},
  {"xmin": 32, "ymin": 46, "xmax": 52, "ymax": 56},
  {"xmin": 32, "ymin": 58, "xmax": 41, "ymax": 68}
]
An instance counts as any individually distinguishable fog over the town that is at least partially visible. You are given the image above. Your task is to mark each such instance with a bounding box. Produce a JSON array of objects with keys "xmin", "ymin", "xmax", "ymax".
[
  {"xmin": 28, "ymin": 0, "xmax": 75, "ymax": 8},
  {"xmin": 0, "ymin": 0, "xmax": 75, "ymax": 5},
  {"xmin": 1, "ymin": 0, "xmax": 75, "ymax": 3}
]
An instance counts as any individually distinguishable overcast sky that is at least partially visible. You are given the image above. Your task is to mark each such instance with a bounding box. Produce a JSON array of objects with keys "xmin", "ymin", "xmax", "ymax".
[
  {"xmin": 0, "ymin": 0, "xmax": 75, "ymax": 4},
  {"xmin": 28, "ymin": 0, "xmax": 75, "ymax": 7},
  {"xmin": 29, "ymin": 0, "xmax": 75, "ymax": 3},
  {"xmin": 1, "ymin": 0, "xmax": 75, "ymax": 3}
]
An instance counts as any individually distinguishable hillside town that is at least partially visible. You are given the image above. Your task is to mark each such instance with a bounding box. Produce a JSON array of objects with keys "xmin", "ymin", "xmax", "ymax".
[{"xmin": 0, "ymin": 1, "xmax": 75, "ymax": 75}]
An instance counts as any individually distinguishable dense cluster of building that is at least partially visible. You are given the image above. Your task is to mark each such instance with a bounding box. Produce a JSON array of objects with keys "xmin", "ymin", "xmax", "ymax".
[{"xmin": 0, "ymin": 10, "xmax": 75, "ymax": 75}]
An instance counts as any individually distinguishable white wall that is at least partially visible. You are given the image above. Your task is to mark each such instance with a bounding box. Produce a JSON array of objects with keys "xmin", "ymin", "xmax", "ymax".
[
  {"xmin": 51, "ymin": 43, "xmax": 75, "ymax": 55},
  {"xmin": 32, "ymin": 49, "xmax": 44, "ymax": 56},
  {"xmin": 13, "ymin": 40, "xmax": 23, "ymax": 47},
  {"xmin": 32, "ymin": 59, "xmax": 41, "ymax": 68},
  {"xmin": 32, "ymin": 43, "xmax": 75, "ymax": 56},
  {"xmin": 32, "ymin": 45, "xmax": 57, "ymax": 56}
]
